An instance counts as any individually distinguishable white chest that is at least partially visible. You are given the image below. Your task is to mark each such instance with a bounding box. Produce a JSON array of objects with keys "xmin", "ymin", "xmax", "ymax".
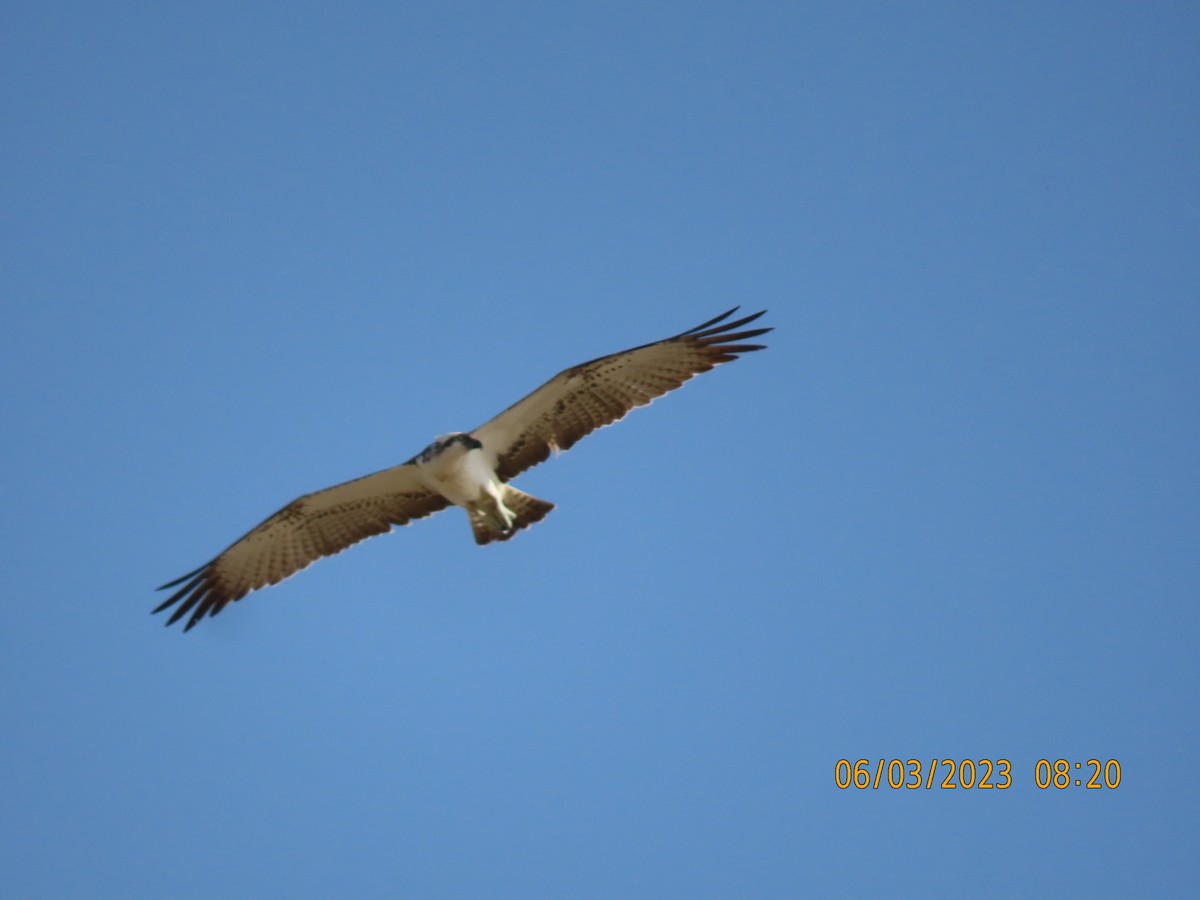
[{"xmin": 417, "ymin": 446, "xmax": 498, "ymax": 508}]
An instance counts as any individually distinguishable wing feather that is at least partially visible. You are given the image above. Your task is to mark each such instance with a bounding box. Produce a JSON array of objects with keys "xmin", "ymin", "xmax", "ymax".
[
  {"xmin": 154, "ymin": 463, "xmax": 449, "ymax": 631},
  {"xmin": 471, "ymin": 307, "xmax": 770, "ymax": 481}
]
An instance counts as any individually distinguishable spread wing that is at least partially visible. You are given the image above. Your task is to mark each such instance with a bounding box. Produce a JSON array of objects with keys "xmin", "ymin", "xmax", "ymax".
[
  {"xmin": 471, "ymin": 307, "xmax": 770, "ymax": 481},
  {"xmin": 154, "ymin": 462, "xmax": 449, "ymax": 631}
]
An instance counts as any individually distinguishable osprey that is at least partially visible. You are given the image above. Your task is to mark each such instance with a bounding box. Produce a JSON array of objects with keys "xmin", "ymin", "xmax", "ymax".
[{"xmin": 155, "ymin": 308, "xmax": 770, "ymax": 630}]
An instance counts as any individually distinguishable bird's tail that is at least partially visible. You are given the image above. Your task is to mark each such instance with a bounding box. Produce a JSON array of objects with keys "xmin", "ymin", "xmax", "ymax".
[{"xmin": 469, "ymin": 487, "xmax": 554, "ymax": 545}]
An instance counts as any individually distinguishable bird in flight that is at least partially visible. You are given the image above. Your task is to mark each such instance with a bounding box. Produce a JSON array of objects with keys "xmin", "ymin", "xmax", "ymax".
[{"xmin": 155, "ymin": 307, "xmax": 771, "ymax": 630}]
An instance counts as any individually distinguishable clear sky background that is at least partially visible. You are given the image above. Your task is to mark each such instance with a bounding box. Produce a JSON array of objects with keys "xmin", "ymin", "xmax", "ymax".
[{"xmin": 2, "ymin": 2, "xmax": 1197, "ymax": 897}]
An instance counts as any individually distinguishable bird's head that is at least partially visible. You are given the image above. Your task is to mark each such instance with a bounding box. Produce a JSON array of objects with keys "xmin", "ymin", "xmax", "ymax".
[{"xmin": 418, "ymin": 432, "xmax": 483, "ymax": 463}]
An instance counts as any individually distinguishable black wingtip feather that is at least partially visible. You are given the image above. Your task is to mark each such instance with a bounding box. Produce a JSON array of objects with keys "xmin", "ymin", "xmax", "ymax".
[
  {"xmin": 153, "ymin": 571, "xmax": 202, "ymax": 614},
  {"xmin": 151, "ymin": 565, "xmax": 221, "ymax": 632},
  {"xmin": 707, "ymin": 326, "xmax": 772, "ymax": 345},
  {"xmin": 688, "ymin": 309, "xmax": 769, "ymax": 340},
  {"xmin": 156, "ymin": 562, "xmax": 210, "ymax": 592},
  {"xmin": 682, "ymin": 306, "xmax": 743, "ymax": 335}
]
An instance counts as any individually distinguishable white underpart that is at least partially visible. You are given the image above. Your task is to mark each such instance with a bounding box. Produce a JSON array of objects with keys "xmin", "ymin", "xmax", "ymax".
[{"xmin": 416, "ymin": 442, "xmax": 515, "ymax": 529}]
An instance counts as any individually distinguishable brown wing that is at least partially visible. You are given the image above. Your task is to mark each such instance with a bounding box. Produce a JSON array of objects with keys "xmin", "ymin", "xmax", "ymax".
[
  {"xmin": 153, "ymin": 462, "xmax": 449, "ymax": 631},
  {"xmin": 470, "ymin": 308, "xmax": 770, "ymax": 481}
]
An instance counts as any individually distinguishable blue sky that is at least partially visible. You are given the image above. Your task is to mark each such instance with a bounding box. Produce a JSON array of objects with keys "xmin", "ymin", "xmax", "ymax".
[{"xmin": 2, "ymin": 2, "xmax": 1197, "ymax": 897}]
